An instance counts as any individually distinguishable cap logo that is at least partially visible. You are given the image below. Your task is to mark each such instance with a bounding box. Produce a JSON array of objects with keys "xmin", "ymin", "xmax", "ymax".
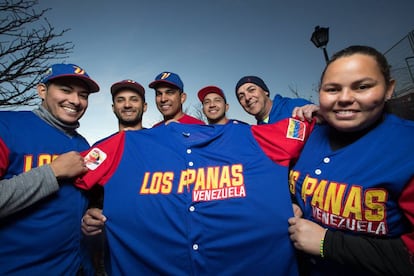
[
  {"xmin": 160, "ymin": 72, "xmax": 171, "ymax": 80},
  {"xmin": 74, "ymin": 66, "xmax": 85, "ymax": 75}
]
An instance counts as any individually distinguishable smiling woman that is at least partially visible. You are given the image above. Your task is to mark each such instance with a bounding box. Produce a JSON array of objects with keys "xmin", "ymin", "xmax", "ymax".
[
  {"xmin": 318, "ymin": 48, "xmax": 394, "ymax": 133},
  {"xmin": 288, "ymin": 45, "xmax": 414, "ymax": 275}
]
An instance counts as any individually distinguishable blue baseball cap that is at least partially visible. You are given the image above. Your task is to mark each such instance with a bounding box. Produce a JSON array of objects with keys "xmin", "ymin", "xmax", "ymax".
[
  {"xmin": 148, "ymin": 71, "xmax": 184, "ymax": 91},
  {"xmin": 41, "ymin": 63, "xmax": 100, "ymax": 93}
]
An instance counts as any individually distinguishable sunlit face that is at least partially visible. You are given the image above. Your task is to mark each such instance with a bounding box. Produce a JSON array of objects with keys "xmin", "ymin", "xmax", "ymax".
[
  {"xmin": 112, "ymin": 90, "xmax": 147, "ymax": 128},
  {"xmin": 236, "ymin": 83, "xmax": 271, "ymax": 120},
  {"xmin": 37, "ymin": 78, "xmax": 90, "ymax": 125},
  {"xmin": 202, "ymin": 92, "xmax": 229, "ymax": 124},
  {"xmin": 154, "ymin": 85, "xmax": 186, "ymax": 120},
  {"xmin": 319, "ymin": 54, "xmax": 395, "ymax": 132}
]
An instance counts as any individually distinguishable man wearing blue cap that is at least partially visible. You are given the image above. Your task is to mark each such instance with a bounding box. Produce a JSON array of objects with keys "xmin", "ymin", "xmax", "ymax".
[
  {"xmin": 235, "ymin": 75, "xmax": 314, "ymax": 124},
  {"xmin": 149, "ymin": 71, "xmax": 205, "ymax": 126},
  {"xmin": 0, "ymin": 63, "xmax": 100, "ymax": 275}
]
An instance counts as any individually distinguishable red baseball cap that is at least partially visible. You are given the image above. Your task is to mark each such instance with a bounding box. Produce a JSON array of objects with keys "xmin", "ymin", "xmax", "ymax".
[
  {"xmin": 111, "ymin": 79, "xmax": 145, "ymax": 100},
  {"xmin": 197, "ymin": 86, "xmax": 226, "ymax": 102}
]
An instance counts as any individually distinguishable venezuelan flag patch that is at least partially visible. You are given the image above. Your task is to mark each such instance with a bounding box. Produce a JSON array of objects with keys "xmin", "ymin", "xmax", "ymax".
[{"xmin": 286, "ymin": 118, "xmax": 306, "ymax": 141}]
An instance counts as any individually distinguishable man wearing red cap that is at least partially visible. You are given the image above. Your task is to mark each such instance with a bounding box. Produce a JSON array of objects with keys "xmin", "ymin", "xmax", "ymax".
[
  {"xmin": 82, "ymin": 79, "xmax": 148, "ymax": 274},
  {"xmin": 149, "ymin": 71, "xmax": 205, "ymax": 126},
  {"xmin": 198, "ymin": 85, "xmax": 246, "ymax": 125},
  {"xmin": 110, "ymin": 79, "xmax": 147, "ymax": 131}
]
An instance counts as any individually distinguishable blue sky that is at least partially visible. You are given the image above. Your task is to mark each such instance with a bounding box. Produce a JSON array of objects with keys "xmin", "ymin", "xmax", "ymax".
[{"xmin": 37, "ymin": 0, "xmax": 414, "ymax": 144}]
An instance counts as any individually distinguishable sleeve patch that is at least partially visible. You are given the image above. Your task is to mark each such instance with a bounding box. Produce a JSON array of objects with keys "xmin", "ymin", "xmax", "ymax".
[
  {"xmin": 84, "ymin": 147, "xmax": 107, "ymax": 170},
  {"xmin": 286, "ymin": 118, "xmax": 306, "ymax": 141}
]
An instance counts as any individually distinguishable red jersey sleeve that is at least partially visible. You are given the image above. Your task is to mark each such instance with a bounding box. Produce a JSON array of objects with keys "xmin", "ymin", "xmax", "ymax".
[
  {"xmin": 399, "ymin": 177, "xmax": 414, "ymax": 254},
  {"xmin": 75, "ymin": 131, "xmax": 126, "ymax": 190},
  {"xmin": 0, "ymin": 138, "xmax": 10, "ymax": 178},
  {"xmin": 251, "ymin": 118, "xmax": 315, "ymax": 167}
]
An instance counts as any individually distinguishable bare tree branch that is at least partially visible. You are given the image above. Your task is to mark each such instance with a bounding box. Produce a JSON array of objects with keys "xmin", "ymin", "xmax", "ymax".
[{"xmin": 0, "ymin": 0, "xmax": 74, "ymax": 107}]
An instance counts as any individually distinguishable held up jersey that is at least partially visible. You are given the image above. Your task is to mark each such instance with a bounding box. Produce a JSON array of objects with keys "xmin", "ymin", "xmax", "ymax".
[
  {"xmin": 77, "ymin": 118, "xmax": 314, "ymax": 275},
  {"xmin": 290, "ymin": 114, "xmax": 414, "ymax": 274},
  {"xmin": 0, "ymin": 111, "xmax": 90, "ymax": 275}
]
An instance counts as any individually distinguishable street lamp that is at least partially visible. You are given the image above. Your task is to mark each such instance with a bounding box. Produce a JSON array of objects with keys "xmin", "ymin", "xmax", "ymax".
[{"xmin": 310, "ymin": 25, "xmax": 330, "ymax": 64}]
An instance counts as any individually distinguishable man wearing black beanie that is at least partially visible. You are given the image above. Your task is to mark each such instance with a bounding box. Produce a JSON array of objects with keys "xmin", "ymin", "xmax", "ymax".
[{"xmin": 235, "ymin": 75, "xmax": 312, "ymax": 124}]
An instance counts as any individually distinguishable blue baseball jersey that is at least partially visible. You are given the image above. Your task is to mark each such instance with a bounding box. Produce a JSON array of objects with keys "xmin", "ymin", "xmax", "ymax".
[
  {"xmin": 259, "ymin": 94, "xmax": 311, "ymax": 124},
  {"xmin": 290, "ymin": 114, "xmax": 414, "ymax": 274},
  {"xmin": 77, "ymin": 118, "xmax": 314, "ymax": 275},
  {"xmin": 0, "ymin": 111, "xmax": 90, "ymax": 275}
]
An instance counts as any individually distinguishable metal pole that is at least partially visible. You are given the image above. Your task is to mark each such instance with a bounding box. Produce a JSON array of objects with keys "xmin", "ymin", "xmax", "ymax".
[{"xmin": 322, "ymin": 47, "xmax": 329, "ymax": 64}]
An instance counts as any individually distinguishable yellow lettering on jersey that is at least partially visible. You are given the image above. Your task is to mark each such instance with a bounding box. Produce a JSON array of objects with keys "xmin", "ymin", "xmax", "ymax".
[
  {"xmin": 23, "ymin": 154, "xmax": 59, "ymax": 172},
  {"xmin": 231, "ymin": 164, "xmax": 243, "ymax": 186},
  {"xmin": 289, "ymin": 170, "xmax": 299, "ymax": 194},
  {"xmin": 38, "ymin": 154, "xmax": 52, "ymax": 166},
  {"xmin": 364, "ymin": 189, "xmax": 386, "ymax": 221},
  {"xmin": 194, "ymin": 169, "xmax": 206, "ymax": 190},
  {"xmin": 301, "ymin": 175, "xmax": 318, "ymax": 202},
  {"xmin": 23, "ymin": 155, "xmax": 34, "ymax": 172},
  {"xmin": 160, "ymin": 172, "xmax": 173, "ymax": 194},
  {"xmin": 342, "ymin": 186, "xmax": 363, "ymax": 220},
  {"xmin": 140, "ymin": 172, "xmax": 173, "ymax": 194},
  {"xmin": 324, "ymin": 182, "xmax": 346, "ymax": 215},
  {"xmin": 219, "ymin": 165, "xmax": 231, "ymax": 188},
  {"xmin": 177, "ymin": 169, "xmax": 196, "ymax": 193},
  {"xmin": 310, "ymin": 180, "xmax": 327, "ymax": 208},
  {"xmin": 206, "ymin": 167, "xmax": 219, "ymax": 189},
  {"xmin": 202, "ymin": 164, "xmax": 244, "ymax": 188},
  {"xmin": 149, "ymin": 172, "xmax": 163, "ymax": 194},
  {"xmin": 140, "ymin": 172, "xmax": 151, "ymax": 194}
]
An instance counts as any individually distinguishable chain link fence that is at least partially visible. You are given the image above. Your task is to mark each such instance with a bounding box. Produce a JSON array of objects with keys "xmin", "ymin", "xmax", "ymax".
[{"xmin": 384, "ymin": 30, "xmax": 414, "ymax": 120}]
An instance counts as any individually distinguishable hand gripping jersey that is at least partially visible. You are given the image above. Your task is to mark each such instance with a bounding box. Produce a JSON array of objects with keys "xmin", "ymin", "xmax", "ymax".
[
  {"xmin": 77, "ymin": 118, "xmax": 314, "ymax": 275},
  {"xmin": 290, "ymin": 114, "xmax": 414, "ymax": 274},
  {"xmin": 0, "ymin": 111, "xmax": 90, "ymax": 275},
  {"xmin": 258, "ymin": 94, "xmax": 311, "ymax": 124}
]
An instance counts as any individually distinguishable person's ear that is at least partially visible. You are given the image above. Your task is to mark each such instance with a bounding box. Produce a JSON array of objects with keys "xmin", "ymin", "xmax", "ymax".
[
  {"xmin": 181, "ymin": 92, "xmax": 187, "ymax": 104},
  {"xmin": 37, "ymin": 83, "xmax": 47, "ymax": 100},
  {"xmin": 385, "ymin": 79, "xmax": 396, "ymax": 100}
]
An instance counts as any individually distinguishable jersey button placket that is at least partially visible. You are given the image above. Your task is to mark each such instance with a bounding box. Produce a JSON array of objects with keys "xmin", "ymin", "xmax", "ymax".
[
  {"xmin": 186, "ymin": 146, "xmax": 199, "ymax": 256},
  {"xmin": 315, "ymin": 156, "xmax": 330, "ymax": 175},
  {"xmin": 186, "ymin": 148, "xmax": 194, "ymax": 167}
]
